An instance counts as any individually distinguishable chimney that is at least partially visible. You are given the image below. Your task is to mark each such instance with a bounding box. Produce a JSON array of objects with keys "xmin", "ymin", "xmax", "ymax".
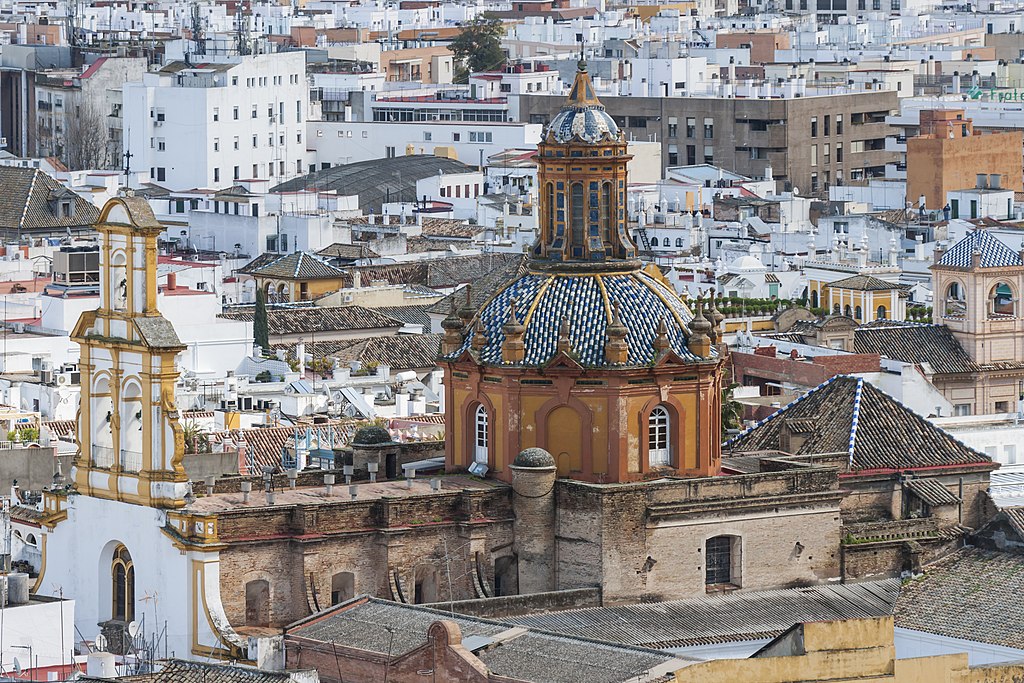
[{"xmin": 167, "ymin": 272, "xmax": 177, "ymax": 290}]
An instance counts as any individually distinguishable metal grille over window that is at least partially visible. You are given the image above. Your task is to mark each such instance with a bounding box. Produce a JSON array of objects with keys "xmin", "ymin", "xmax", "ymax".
[{"xmin": 706, "ymin": 536, "xmax": 732, "ymax": 585}]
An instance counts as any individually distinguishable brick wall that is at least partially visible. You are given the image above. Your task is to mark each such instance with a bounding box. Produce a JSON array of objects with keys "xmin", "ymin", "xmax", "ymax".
[{"xmin": 217, "ymin": 487, "xmax": 515, "ymax": 629}]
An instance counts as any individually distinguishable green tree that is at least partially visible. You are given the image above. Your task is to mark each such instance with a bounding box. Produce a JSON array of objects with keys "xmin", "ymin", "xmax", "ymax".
[
  {"xmin": 254, "ymin": 288, "xmax": 270, "ymax": 354},
  {"xmin": 449, "ymin": 15, "xmax": 506, "ymax": 83},
  {"xmin": 721, "ymin": 382, "xmax": 743, "ymax": 440},
  {"xmin": 181, "ymin": 420, "xmax": 211, "ymax": 455}
]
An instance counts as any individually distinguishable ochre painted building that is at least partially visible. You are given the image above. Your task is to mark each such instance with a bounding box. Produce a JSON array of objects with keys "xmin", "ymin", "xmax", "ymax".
[
  {"xmin": 906, "ymin": 108, "xmax": 1023, "ymax": 210},
  {"xmin": 441, "ymin": 60, "xmax": 726, "ymax": 484},
  {"xmin": 674, "ymin": 617, "xmax": 1024, "ymax": 683}
]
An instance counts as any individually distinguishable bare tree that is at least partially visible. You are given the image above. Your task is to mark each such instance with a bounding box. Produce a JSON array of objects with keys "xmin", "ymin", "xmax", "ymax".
[{"xmin": 61, "ymin": 100, "xmax": 111, "ymax": 171}]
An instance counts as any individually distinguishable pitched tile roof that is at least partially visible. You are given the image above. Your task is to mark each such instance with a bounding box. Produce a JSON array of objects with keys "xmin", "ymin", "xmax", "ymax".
[
  {"xmin": 240, "ymin": 251, "xmax": 346, "ymax": 280},
  {"xmin": 316, "ymin": 242, "xmax": 378, "ymax": 260},
  {"xmin": 275, "ymin": 334, "xmax": 442, "ymax": 371},
  {"xmin": 286, "ymin": 596, "xmax": 679, "ymax": 683},
  {"xmin": 894, "ymin": 548, "xmax": 1024, "ymax": 649},
  {"xmin": 937, "ymin": 228, "xmax": 1024, "ymax": 269},
  {"xmin": 425, "ymin": 254, "xmax": 528, "ymax": 315},
  {"xmin": 352, "ymin": 253, "xmax": 523, "ymax": 291},
  {"xmin": 0, "ymin": 167, "xmax": 99, "ymax": 239},
  {"xmin": 374, "ymin": 304, "xmax": 432, "ymax": 328},
  {"xmin": 853, "ymin": 323, "xmax": 977, "ymax": 375},
  {"xmin": 726, "ymin": 375, "xmax": 992, "ymax": 471},
  {"xmin": 904, "ymin": 477, "xmax": 961, "ymax": 506},
  {"xmin": 79, "ymin": 658, "xmax": 297, "ymax": 682},
  {"xmin": 220, "ymin": 305, "xmax": 403, "ymax": 335},
  {"xmin": 826, "ymin": 274, "xmax": 906, "ymax": 291},
  {"xmin": 513, "ymin": 580, "xmax": 899, "ymax": 648}
]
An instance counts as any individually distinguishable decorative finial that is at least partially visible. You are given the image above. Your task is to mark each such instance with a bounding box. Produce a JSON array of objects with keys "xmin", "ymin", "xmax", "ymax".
[
  {"xmin": 556, "ymin": 316, "xmax": 572, "ymax": 354},
  {"xmin": 605, "ymin": 302, "xmax": 629, "ymax": 364},
  {"xmin": 501, "ymin": 298, "xmax": 526, "ymax": 364},
  {"xmin": 458, "ymin": 285, "xmax": 475, "ymax": 325},
  {"xmin": 653, "ymin": 316, "xmax": 670, "ymax": 354},
  {"xmin": 688, "ymin": 299, "xmax": 713, "ymax": 358},
  {"xmin": 471, "ymin": 318, "xmax": 487, "ymax": 352},
  {"xmin": 440, "ymin": 296, "xmax": 465, "ymax": 355}
]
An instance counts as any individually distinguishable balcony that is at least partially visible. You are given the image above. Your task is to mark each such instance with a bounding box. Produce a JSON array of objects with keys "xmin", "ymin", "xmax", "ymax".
[
  {"xmin": 121, "ymin": 449, "xmax": 143, "ymax": 472},
  {"xmin": 92, "ymin": 445, "xmax": 116, "ymax": 468}
]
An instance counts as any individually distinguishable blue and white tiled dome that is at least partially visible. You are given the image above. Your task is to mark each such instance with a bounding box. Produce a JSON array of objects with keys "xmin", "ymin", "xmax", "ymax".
[
  {"xmin": 543, "ymin": 61, "xmax": 622, "ymax": 145},
  {"xmin": 546, "ymin": 105, "xmax": 621, "ymax": 145},
  {"xmin": 450, "ymin": 270, "xmax": 704, "ymax": 367}
]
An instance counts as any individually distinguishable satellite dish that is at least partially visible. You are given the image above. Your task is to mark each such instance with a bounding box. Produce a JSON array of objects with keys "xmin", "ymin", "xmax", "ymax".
[
  {"xmin": 95, "ymin": 633, "xmax": 108, "ymax": 651},
  {"xmin": 127, "ymin": 620, "xmax": 140, "ymax": 638},
  {"xmin": 12, "ymin": 658, "xmax": 20, "ymax": 675}
]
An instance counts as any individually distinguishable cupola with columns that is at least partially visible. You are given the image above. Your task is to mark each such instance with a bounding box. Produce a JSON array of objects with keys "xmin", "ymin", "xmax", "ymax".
[{"xmin": 440, "ymin": 62, "xmax": 726, "ymax": 484}]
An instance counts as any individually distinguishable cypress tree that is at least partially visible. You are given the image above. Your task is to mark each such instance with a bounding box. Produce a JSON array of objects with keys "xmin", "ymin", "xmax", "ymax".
[{"xmin": 254, "ymin": 288, "xmax": 270, "ymax": 354}]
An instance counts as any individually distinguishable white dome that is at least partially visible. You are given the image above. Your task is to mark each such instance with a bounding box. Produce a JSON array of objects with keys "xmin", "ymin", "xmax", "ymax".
[{"xmin": 729, "ymin": 255, "xmax": 767, "ymax": 272}]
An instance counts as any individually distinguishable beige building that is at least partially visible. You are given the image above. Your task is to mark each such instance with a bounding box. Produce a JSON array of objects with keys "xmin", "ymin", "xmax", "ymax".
[
  {"xmin": 932, "ymin": 228, "xmax": 1024, "ymax": 415},
  {"xmin": 674, "ymin": 617, "xmax": 1024, "ymax": 683}
]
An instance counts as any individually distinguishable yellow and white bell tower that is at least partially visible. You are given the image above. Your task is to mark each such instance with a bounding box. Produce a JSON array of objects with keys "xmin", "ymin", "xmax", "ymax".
[{"xmin": 70, "ymin": 196, "xmax": 189, "ymax": 508}]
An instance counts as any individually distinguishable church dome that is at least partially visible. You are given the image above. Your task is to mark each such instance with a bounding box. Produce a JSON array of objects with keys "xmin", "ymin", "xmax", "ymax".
[
  {"xmin": 543, "ymin": 61, "xmax": 621, "ymax": 145},
  {"xmin": 729, "ymin": 255, "xmax": 767, "ymax": 272},
  {"xmin": 448, "ymin": 269, "xmax": 703, "ymax": 367},
  {"xmin": 546, "ymin": 104, "xmax": 620, "ymax": 145}
]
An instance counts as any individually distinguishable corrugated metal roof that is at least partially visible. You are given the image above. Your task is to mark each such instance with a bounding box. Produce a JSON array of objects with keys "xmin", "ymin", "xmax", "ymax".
[{"xmin": 511, "ymin": 580, "xmax": 900, "ymax": 648}]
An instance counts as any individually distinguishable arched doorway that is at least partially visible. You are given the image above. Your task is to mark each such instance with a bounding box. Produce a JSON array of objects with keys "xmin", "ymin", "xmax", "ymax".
[{"xmin": 245, "ymin": 579, "xmax": 270, "ymax": 626}]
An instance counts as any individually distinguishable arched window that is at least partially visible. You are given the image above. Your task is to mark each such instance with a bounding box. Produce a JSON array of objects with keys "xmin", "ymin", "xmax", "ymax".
[
  {"xmin": 810, "ymin": 290, "xmax": 819, "ymax": 309},
  {"xmin": 650, "ymin": 237, "xmax": 659, "ymax": 247},
  {"xmin": 877, "ymin": 305, "xmax": 887, "ymax": 320},
  {"xmin": 705, "ymin": 536, "xmax": 739, "ymax": 586},
  {"xmin": 675, "ymin": 237, "xmax": 684, "ymax": 247},
  {"xmin": 991, "ymin": 282, "xmax": 1015, "ymax": 317},
  {"xmin": 648, "ymin": 405, "xmax": 670, "ymax": 467},
  {"xmin": 244, "ymin": 579, "xmax": 270, "ymax": 626},
  {"xmin": 832, "ymin": 303, "xmax": 841, "ymax": 315},
  {"xmin": 112, "ymin": 544, "xmax": 134, "ymax": 622},
  {"xmin": 570, "ymin": 182, "xmax": 584, "ymax": 250},
  {"xmin": 474, "ymin": 404, "xmax": 489, "ymax": 464},
  {"xmin": 854, "ymin": 305, "xmax": 862, "ymax": 320},
  {"xmin": 944, "ymin": 282, "xmax": 966, "ymax": 318},
  {"xmin": 599, "ymin": 182, "xmax": 612, "ymax": 245},
  {"xmin": 545, "ymin": 182, "xmax": 554, "ymax": 233},
  {"xmin": 844, "ymin": 304, "xmax": 852, "ymax": 317}
]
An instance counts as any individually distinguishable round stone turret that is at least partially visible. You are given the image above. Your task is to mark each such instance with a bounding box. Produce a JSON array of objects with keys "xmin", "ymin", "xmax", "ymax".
[{"xmin": 510, "ymin": 448, "xmax": 556, "ymax": 594}]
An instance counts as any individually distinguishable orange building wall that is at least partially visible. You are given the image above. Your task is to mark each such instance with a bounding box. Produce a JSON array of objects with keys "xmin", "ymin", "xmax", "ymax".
[
  {"xmin": 715, "ymin": 32, "xmax": 791, "ymax": 64},
  {"xmin": 907, "ymin": 130, "xmax": 1023, "ymax": 209}
]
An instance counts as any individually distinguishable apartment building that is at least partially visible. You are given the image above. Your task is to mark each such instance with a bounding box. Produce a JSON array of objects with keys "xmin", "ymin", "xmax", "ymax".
[
  {"xmin": 122, "ymin": 51, "xmax": 308, "ymax": 191},
  {"xmin": 515, "ymin": 89, "xmax": 899, "ymax": 194}
]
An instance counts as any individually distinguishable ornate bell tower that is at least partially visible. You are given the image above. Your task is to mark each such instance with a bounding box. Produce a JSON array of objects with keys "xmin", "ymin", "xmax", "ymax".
[{"xmin": 71, "ymin": 197, "xmax": 189, "ymax": 508}]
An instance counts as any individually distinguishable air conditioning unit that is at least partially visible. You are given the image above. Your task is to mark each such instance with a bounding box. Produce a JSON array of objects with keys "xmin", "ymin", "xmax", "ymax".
[
  {"xmin": 468, "ymin": 461, "xmax": 489, "ymax": 477},
  {"xmin": 56, "ymin": 373, "xmax": 72, "ymax": 386},
  {"xmin": 154, "ymin": 120, "xmax": 163, "ymax": 127},
  {"xmin": 39, "ymin": 371, "xmax": 52, "ymax": 385}
]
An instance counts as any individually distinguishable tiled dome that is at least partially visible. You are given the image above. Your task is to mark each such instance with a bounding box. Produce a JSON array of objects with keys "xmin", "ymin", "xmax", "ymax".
[
  {"xmin": 449, "ymin": 270, "xmax": 704, "ymax": 367},
  {"xmin": 546, "ymin": 105, "xmax": 621, "ymax": 145},
  {"xmin": 543, "ymin": 61, "xmax": 622, "ymax": 145}
]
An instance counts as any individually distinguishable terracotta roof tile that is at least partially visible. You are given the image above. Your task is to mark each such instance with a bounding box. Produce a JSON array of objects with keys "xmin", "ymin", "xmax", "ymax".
[{"xmin": 726, "ymin": 375, "xmax": 991, "ymax": 471}]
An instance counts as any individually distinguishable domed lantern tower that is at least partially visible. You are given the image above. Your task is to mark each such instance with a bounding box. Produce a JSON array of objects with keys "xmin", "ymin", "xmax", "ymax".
[{"xmin": 441, "ymin": 62, "xmax": 725, "ymax": 484}]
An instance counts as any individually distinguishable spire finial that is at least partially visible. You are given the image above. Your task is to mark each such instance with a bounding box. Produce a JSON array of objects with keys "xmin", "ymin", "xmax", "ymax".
[
  {"xmin": 653, "ymin": 316, "xmax": 670, "ymax": 354},
  {"xmin": 556, "ymin": 316, "xmax": 572, "ymax": 354}
]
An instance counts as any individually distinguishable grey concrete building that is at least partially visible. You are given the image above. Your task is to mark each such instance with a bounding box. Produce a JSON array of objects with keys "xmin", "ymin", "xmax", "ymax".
[{"xmin": 514, "ymin": 90, "xmax": 900, "ymax": 195}]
